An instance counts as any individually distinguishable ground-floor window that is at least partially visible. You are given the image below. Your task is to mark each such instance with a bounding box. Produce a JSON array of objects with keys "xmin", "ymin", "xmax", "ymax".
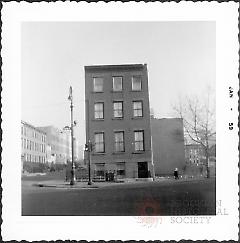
[
  {"xmin": 116, "ymin": 162, "xmax": 125, "ymax": 177},
  {"xmin": 95, "ymin": 163, "xmax": 105, "ymax": 178}
]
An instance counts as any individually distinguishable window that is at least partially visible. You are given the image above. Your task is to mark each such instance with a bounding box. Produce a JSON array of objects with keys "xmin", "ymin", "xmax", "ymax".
[
  {"xmin": 94, "ymin": 132, "xmax": 105, "ymax": 153},
  {"xmin": 94, "ymin": 102, "xmax": 104, "ymax": 119},
  {"xmin": 132, "ymin": 76, "xmax": 142, "ymax": 91},
  {"xmin": 93, "ymin": 77, "xmax": 103, "ymax": 92},
  {"xmin": 95, "ymin": 163, "xmax": 105, "ymax": 177},
  {"xmin": 134, "ymin": 130, "xmax": 144, "ymax": 151},
  {"xmin": 114, "ymin": 131, "xmax": 125, "ymax": 152},
  {"xmin": 133, "ymin": 101, "xmax": 143, "ymax": 117},
  {"xmin": 116, "ymin": 162, "xmax": 125, "ymax": 176},
  {"xmin": 113, "ymin": 101, "xmax": 123, "ymax": 118},
  {"xmin": 113, "ymin": 77, "xmax": 123, "ymax": 91}
]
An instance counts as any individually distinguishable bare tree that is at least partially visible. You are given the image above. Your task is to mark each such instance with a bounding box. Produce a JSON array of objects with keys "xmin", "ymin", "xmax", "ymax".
[{"xmin": 173, "ymin": 87, "xmax": 216, "ymax": 178}]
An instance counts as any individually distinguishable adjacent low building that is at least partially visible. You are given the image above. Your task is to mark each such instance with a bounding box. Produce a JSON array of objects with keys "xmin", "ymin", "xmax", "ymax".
[{"xmin": 151, "ymin": 118, "xmax": 185, "ymax": 176}]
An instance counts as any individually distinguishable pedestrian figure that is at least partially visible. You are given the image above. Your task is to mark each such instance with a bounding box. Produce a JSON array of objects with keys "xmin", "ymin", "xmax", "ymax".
[{"xmin": 174, "ymin": 168, "xmax": 179, "ymax": 179}]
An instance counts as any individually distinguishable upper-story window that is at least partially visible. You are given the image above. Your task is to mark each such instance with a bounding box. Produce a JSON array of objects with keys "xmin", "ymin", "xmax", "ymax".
[
  {"xmin": 93, "ymin": 77, "xmax": 103, "ymax": 92},
  {"xmin": 133, "ymin": 101, "xmax": 143, "ymax": 117},
  {"xmin": 132, "ymin": 76, "xmax": 142, "ymax": 91},
  {"xmin": 134, "ymin": 130, "xmax": 144, "ymax": 151},
  {"xmin": 94, "ymin": 102, "xmax": 104, "ymax": 119},
  {"xmin": 113, "ymin": 77, "xmax": 123, "ymax": 91},
  {"xmin": 94, "ymin": 132, "xmax": 105, "ymax": 153},
  {"xmin": 114, "ymin": 131, "xmax": 125, "ymax": 152},
  {"xmin": 113, "ymin": 101, "xmax": 123, "ymax": 118}
]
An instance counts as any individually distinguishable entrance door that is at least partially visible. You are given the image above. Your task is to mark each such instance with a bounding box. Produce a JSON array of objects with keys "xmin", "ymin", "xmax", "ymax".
[{"xmin": 138, "ymin": 162, "xmax": 148, "ymax": 178}]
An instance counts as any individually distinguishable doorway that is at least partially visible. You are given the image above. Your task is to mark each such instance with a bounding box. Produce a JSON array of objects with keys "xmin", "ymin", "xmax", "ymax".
[{"xmin": 138, "ymin": 162, "xmax": 148, "ymax": 178}]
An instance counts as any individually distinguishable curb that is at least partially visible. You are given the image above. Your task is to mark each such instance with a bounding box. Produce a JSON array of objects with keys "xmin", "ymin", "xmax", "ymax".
[{"xmin": 33, "ymin": 183, "xmax": 99, "ymax": 189}]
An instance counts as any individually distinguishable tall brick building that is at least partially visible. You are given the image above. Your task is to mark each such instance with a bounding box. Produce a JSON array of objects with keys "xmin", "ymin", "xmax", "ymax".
[{"xmin": 85, "ymin": 64, "xmax": 154, "ymax": 179}]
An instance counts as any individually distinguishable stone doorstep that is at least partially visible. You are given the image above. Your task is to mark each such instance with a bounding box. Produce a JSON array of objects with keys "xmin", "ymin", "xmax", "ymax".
[{"xmin": 135, "ymin": 178, "xmax": 154, "ymax": 182}]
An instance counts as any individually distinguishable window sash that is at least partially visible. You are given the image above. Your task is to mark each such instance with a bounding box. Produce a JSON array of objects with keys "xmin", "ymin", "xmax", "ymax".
[
  {"xmin": 94, "ymin": 103, "xmax": 104, "ymax": 119},
  {"xmin": 133, "ymin": 101, "xmax": 143, "ymax": 117},
  {"xmin": 113, "ymin": 102, "xmax": 123, "ymax": 118},
  {"xmin": 93, "ymin": 77, "xmax": 103, "ymax": 92},
  {"xmin": 94, "ymin": 133, "xmax": 105, "ymax": 153},
  {"xmin": 113, "ymin": 77, "xmax": 123, "ymax": 91},
  {"xmin": 134, "ymin": 131, "xmax": 144, "ymax": 151},
  {"xmin": 114, "ymin": 132, "xmax": 124, "ymax": 152},
  {"xmin": 132, "ymin": 77, "xmax": 142, "ymax": 91}
]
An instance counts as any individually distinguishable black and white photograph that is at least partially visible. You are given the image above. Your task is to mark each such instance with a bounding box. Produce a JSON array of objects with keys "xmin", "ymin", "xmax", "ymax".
[
  {"xmin": 1, "ymin": 2, "xmax": 239, "ymax": 241},
  {"xmin": 21, "ymin": 21, "xmax": 216, "ymax": 216}
]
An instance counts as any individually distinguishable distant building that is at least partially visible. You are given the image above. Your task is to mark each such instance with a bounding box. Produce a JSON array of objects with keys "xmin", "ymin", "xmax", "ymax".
[
  {"xmin": 73, "ymin": 138, "xmax": 83, "ymax": 161},
  {"xmin": 38, "ymin": 126, "xmax": 71, "ymax": 164},
  {"xmin": 151, "ymin": 118, "xmax": 185, "ymax": 176},
  {"xmin": 21, "ymin": 121, "xmax": 47, "ymax": 167},
  {"xmin": 185, "ymin": 144, "xmax": 205, "ymax": 165},
  {"xmin": 85, "ymin": 64, "xmax": 154, "ymax": 179}
]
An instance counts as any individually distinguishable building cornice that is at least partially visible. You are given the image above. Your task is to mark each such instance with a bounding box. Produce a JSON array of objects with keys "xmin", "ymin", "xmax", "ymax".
[
  {"xmin": 21, "ymin": 120, "xmax": 46, "ymax": 135},
  {"xmin": 85, "ymin": 63, "xmax": 147, "ymax": 72}
]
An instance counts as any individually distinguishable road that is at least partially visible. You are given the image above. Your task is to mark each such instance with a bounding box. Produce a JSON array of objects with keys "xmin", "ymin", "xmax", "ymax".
[{"xmin": 22, "ymin": 177, "xmax": 216, "ymax": 216}]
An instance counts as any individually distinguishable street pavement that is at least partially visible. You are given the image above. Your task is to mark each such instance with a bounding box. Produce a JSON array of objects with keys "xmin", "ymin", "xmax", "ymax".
[{"xmin": 22, "ymin": 176, "xmax": 216, "ymax": 216}]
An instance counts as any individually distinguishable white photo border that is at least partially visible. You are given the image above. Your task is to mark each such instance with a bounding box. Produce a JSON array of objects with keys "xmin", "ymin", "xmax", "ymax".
[{"xmin": 1, "ymin": 2, "xmax": 239, "ymax": 241}]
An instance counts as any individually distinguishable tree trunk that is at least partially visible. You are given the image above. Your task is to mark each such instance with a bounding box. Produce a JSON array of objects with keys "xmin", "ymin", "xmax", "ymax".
[{"xmin": 205, "ymin": 150, "xmax": 210, "ymax": 178}]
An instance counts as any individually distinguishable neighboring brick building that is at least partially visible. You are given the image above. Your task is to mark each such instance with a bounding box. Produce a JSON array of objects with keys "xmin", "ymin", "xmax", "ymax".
[
  {"xmin": 21, "ymin": 121, "xmax": 47, "ymax": 170},
  {"xmin": 151, "ymin": 118, "xmax": 185, "ymax": 176},
  {"xmin": 85, "ymin": 64, "xmax": 154, "ymax": 179}
]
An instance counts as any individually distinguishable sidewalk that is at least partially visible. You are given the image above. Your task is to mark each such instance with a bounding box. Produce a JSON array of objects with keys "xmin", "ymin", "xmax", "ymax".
[
  {"xmin": 32, "ymin": 176, "xmax": 212, "ymax": 189},
  {"xmin": 33, "ymin": 180, "xmax": 126, "ymax": 189}
]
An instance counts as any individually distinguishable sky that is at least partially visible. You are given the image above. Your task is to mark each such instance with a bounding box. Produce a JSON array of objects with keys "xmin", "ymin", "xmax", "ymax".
[{"xmin": 21, "ymin": 21, "xmax": 215, "ymax": 145}]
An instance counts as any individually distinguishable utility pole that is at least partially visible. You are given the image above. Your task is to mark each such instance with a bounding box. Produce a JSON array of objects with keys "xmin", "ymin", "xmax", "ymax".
[
  {"xmin": 68, "ymin": 86, "xmax": 75, "ymax": 185},
  {"xmin": 85, "ymin": 99, "xmax": 92, "ymax": 185},
  {"xmin": 87, "ymin": 140, "xmax": 92, "ymax": 185}
]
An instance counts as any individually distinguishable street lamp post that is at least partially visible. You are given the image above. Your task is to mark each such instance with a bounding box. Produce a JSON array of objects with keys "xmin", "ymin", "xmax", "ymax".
[
  {"xmin": 87, "ymin": 140, "xmax": 92, "ymax": 185},
  {"xmin": 85, "ymin": 99, "xmax": 92, "ymax": 185},
  {"xmin": 68, "ymin": 86, "xmax": 75, "ymax": 186}
]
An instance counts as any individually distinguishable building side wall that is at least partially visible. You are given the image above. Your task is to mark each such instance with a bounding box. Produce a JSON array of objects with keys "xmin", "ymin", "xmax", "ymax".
[{"xmin": 151, "ymin": 118, "xmax": 185, "ymax": 176}]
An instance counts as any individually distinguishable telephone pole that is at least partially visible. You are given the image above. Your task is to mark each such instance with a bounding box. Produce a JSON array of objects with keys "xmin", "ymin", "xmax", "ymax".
[
  {"xmin": 85, "ymin": 99, "xmax": 92, "ymax": 185},
  {"xmin": 68, "ymin": 86, "xmax": 75, "ymax": 185}
]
